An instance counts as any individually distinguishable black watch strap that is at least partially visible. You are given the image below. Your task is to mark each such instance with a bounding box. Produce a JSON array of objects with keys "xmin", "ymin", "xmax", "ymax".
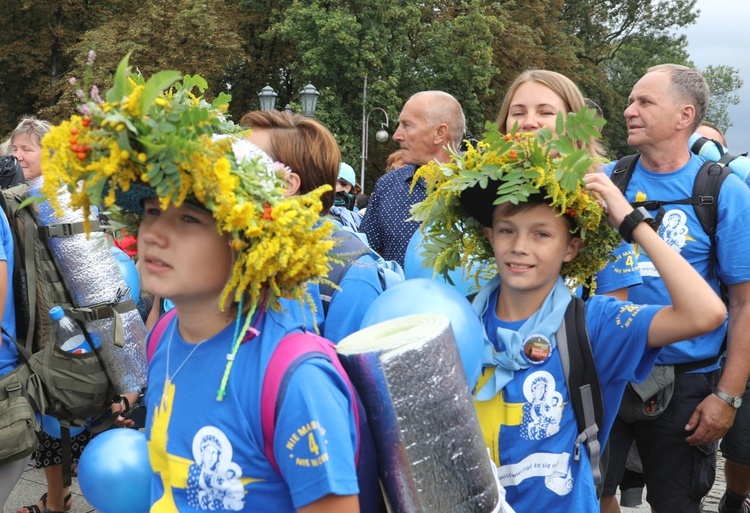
[{"xmin": 619, "ymin": 207, "xmax": 657, "ymax": 243}]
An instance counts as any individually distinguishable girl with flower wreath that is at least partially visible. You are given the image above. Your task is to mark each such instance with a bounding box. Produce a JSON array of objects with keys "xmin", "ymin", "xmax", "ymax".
[
  {"xmin": 495, "ymin": 69, "xmax": 642, "ymax": 300},
  {"xmin": 41, "ymin": 55, "xmax": 363, "ymax": 513},
  {"xmin": 409, "ymin": 111, "xmax": 727, "ymax": 511}
]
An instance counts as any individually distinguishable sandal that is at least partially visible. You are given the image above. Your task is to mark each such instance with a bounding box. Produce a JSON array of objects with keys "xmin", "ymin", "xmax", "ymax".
[{"xmin": 17, "ymin": 492, "xmax": 72, "ymax": 513}]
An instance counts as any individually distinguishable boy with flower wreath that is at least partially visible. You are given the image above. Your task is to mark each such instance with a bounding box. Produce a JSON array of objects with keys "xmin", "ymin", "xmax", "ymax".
[
  {"xmin": 41, "ymin": 55, "xmax": 367, "ymax": 513},
  {"xmin": 410, "ymin": 115, "xmax": 727, "ymax": 512}
]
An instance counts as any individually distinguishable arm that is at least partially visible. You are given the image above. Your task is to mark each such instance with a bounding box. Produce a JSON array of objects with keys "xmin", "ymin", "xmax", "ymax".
[
  {"xmin": 298, "ymin": 494, "xmax": 359, "ymax": 513},
  {"xmin": 584, "ymin": 173, "xmax": 726, "ymax": 347},
  {"xmin": 685, "ymin": 281, "xmax": 750, "ymax": 445},
  {"xmin": 717, "ymin": 282, "xmax": 750, "ymax": 397}
]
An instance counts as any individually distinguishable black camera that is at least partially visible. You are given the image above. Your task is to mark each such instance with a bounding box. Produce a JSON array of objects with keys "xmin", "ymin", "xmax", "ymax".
[{"xmin": 0, "ymin": 155, "xmax": 24, "ymax": 189}]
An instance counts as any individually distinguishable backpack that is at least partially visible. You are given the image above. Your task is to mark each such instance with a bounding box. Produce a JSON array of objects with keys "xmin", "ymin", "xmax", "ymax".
[
  {"xmin": 0, "ymin": 183, "xmax": 131, "ymax": 485},
  {"xmin": 0, "ymin": 156, "xmax": 25, "ymax": 189},
  {"xmin": 556, "ymin": 297, "xmax": 605, "ymax": 498},
  {"xmin": 690, "ymin": 134, "xmax": 750, "ymax": 186},
  {"xmin": 610, "ymin": 153, "xmax": 736, "ymax": 372},
  {"xmin": 329, "ymin": 205, "xmax": 363, "ymax": 232},
  {"xmin": 319, "ymin": 229, "xmax": 404, "ymax": 315},
  {"xmin": 148, "ymin": 312, "xmax": 383, "ymax": 512},
  {"xmin": 610, "ymin": 154, "xmax": 732, "ymax": 280}
]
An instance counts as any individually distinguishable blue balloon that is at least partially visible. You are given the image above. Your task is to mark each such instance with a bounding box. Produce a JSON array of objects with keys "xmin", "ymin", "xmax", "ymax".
[
  {"xmin": 78, "ymin": 428, "xmax": 151, "ymax": 513},
  {"xmin": 41, "ymin": 414, "xmax": 85, "ymax": 439},
  {"xmin": 111, "ymin": 246, "xmax": 140, "ymax": 301},
  {"xmin": 404, "ymin": 229, "xmax": 490, "ymax": 296},
  {"xmin": 361, "ymin": 278, "xmax": 484, "ymax": 387}
]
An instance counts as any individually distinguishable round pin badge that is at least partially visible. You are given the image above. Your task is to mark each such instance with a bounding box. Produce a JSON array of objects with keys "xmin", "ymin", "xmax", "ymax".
[{"xmin": 521, "ymin": 334, "xmax": 552, "ymax": 365}]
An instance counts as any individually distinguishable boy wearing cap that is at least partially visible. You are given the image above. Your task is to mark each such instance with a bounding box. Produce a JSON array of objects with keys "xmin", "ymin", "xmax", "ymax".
[{"xmin": 411, "ymin": 125, "xmax": 726, "ymax": 512}]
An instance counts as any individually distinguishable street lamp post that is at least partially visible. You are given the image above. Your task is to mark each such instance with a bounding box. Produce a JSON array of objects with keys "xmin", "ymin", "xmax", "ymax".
[
  {"xmin": 258, "ymin": 85, "xmax": 278, "ymax": 111},
  {"xmin": 360, "ymin": 76, "xmax": 390, "ymax": 193},
  {"xmin": 257, "ymin": 83, "xmax": 319, "ymax": 116},
  {"xmin": 299, "ymin": 83, "xmax": 320, "ymax": 117}
]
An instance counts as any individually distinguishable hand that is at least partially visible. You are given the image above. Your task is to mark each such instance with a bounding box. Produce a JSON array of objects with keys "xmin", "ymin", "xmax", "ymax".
[
  {"xmin": 582, "ymin": 173, "xmax": 634, "ymax": 229},
  {"xmin": 111, "ymin": 391, "xmax": 140, "ymax": 428},
  {"xmin": 684, "ymin": 393, "xmax": 737, "ymax": 445}
]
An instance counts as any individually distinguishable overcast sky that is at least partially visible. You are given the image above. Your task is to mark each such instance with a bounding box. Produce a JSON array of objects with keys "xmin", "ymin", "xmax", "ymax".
[{"xmin": 683, "ymin": 0, "xmax": 749, "ymax": 148}]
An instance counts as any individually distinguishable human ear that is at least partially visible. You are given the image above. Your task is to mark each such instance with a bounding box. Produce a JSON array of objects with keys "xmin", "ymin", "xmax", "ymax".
[
  {"xmin": 483, "ymin": 226, "xmax": 493, "ymax": 241},
  {"xmin": 677, "ymin": 104, "xmax": 696, "ymax": 131},
  {"xmin": 563, "ymin": 237, "xmax": 583, "ymax": 262},
  {"xmin": 434, "ymin": 123, "xmax": 449, "ymax": 145},
  {"xmin": 284, "ymin": 172, "xmax": 301, "ymax": 197}
]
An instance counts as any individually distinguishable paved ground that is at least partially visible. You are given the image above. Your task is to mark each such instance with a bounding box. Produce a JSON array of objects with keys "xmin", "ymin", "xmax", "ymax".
[{"xmin": 4, "ymin": 454, "xmax": 729, "ymax": 513}]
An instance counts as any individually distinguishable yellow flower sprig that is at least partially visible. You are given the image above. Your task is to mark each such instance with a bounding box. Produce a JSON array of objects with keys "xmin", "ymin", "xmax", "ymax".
[{"xmin": 410, "ymin": 109, "xmax": 620, "ymax": 291}]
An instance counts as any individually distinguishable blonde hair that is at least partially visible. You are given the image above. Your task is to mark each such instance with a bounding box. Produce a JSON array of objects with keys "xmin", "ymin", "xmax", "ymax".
[
  {"xmin": 495, "ymin": 70, "xmax": 605, "ymax": 162},
  {"xmin": 11, "ymin": 116, "xmax": 52, "ymax": 147}
]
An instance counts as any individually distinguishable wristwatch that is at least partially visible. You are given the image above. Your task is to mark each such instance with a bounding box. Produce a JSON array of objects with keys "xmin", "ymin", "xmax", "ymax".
[
  {"xmin": 713, "ymin": 389, "xmax": 743, "ymax": 409},
  {"xmin": 619, "ymin": 206, "xmax": 658, "ymax": 243}
]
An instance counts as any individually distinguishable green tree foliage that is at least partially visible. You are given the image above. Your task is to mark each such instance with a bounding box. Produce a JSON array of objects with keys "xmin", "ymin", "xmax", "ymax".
[
  {"xmin": 267, "ymin": 0, "xmax": 500, "ymax": 190},
  {"xmin": 701, "ymin": 65, "xmax": 743, "ymax": 133},
  {"xmin": 0, "ymin": 0, "xmax": 740, "ymax": 187}
]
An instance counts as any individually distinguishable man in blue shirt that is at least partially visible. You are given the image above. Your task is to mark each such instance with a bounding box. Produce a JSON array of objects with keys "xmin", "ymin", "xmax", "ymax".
[
  {"xmin": 600, "ymin": 64, "xmax": 750, "ymax": 513},
  {"xmin": 361, "ymin": 91, "xmax": 465, "ymax": 268}
]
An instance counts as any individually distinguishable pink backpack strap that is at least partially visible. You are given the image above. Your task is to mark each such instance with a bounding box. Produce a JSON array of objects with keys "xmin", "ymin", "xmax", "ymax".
[
  {"xmin": 146, "ymin": 309, "xmax": 178, "ymax": 363},
  {"xmin": 261, "ymin": 331, "xmax": 361, "ymax": 474}
]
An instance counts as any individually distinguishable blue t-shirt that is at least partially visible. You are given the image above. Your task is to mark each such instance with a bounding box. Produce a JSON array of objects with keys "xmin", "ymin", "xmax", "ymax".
[
  {"xmin": 606, "ymin": 154, "xmax": 750, "ymax": 366},
  {"xmin": 473, "ymin": 282, "xmax": 660, "ymax": 512},
  {"xmin": 144, "ymin": 307, "xmax": 359, "ymax": 512},
  {"xmin": 0, "ymin": 210, "xmax": 17, "ymax": 377},
  {"xmin": 323, "ymin": 252, "xmax": 384, "ymax": 344},
  {"xmin": 360, "ymin": 165, "xmax": 425, "ymax": 268},
  {"xmin": 592, "ymin": 239, "xmax": 642, "ymax": 295}
]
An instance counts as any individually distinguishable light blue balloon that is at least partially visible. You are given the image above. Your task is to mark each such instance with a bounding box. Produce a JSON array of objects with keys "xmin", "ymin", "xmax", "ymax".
[
  {"xmin": 111, "ymin": 246, "xmax": 140, "ymax": 301},
  {"xmin": 404, "ymin": 229, "xmax": 490, "ymax": 296},
  {"xmin": 361, "ymin": 278, "xmax": 484, "ymax": 388},
  {"xmin": 41, "ymin": 414, "xmax": 85, "ymax": 439},
  {"xmin": 78, "ymin": 428, "xmax": 151, "ymax": 513}
]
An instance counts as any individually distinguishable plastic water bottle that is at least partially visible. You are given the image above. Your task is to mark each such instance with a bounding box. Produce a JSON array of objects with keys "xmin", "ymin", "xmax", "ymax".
[
  {"xmin": 689, "ymin": 132, "xmax": 750, "ymax": 186},
  {"xmin": 49, "ymin": 306, "xmax": 90, "ymax": 354}
]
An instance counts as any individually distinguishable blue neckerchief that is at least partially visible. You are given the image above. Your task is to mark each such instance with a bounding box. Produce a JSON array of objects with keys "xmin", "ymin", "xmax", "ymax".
[{"xmin": 475, "ymin": 276, "xmax": 572, "ymax": 401}]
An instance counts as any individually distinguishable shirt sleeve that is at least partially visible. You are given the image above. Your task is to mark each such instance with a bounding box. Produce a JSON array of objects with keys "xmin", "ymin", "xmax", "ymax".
[
  {"xmin": 715, "ymin": 173, "xmax": 750, "ymax": 285},
  {"xmin": 324, "ymin": 258, "xmax": 382, "ymax": 343},
  {"xmin": 274, "ymin": 357, "xmax": 360, "ymax": 508},
  {"xmin": 586, "ymin": 295, "xmax": 662, "ymax": 386},
  {"xmin": 594, "ymin": 240, "xmax": 642, "ymax": 295},
  {"xmin": 360, "ymin": 182, "xmax": 383, "ymax": 255}
]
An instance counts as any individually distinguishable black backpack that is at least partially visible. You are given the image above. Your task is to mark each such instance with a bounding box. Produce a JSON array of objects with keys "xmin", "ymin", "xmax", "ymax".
[
  {"xmin": 557, "ymin": 297, "xmax": 605, "ymax": 498},
  {"xmin": 610, "ymin": 154, "xmax": 731, "ymax": 280},
  {"xmin": 610, "ymin": 154, "xmax": 733, "ymax": 373}
]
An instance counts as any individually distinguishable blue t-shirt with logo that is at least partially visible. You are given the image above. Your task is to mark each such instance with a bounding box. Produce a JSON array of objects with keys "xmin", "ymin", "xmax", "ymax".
[
  {"xmin": 606, "ymin": 154, "xmax": 750, "ymax": 366},
  {"xmin": 473, "ymin": 283, "xmax": 660, "ymax": 512},
  {"xmin": 145, "ymin": 306, "xmax": 359, "ymax": 512}
]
